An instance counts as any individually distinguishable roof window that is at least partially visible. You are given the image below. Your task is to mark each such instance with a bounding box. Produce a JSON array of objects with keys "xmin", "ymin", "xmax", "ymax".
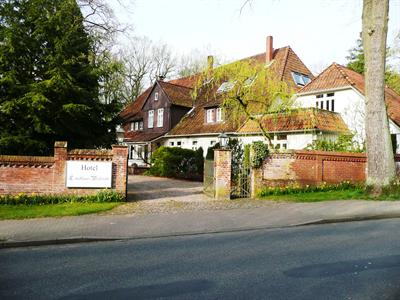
[
  {"xmin": 291, "ymin": 72, "xmax": 311, "ymax": 86},
  {"xmin": 217, "ymin": 81, "xmax": 235, "ymax": 93}
]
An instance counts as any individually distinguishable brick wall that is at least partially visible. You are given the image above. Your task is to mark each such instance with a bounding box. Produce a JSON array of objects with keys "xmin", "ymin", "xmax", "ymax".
[
  {"xmin": 214, "ymin": 149, "xmax": 231, "ymax": 200},
  {"xmin": 0, "ymin": 142, "xmax": 128, "ymax": 198},
  {"xmin": 257, "ymin": 150, "xmax": 368, "ymax": 190}
]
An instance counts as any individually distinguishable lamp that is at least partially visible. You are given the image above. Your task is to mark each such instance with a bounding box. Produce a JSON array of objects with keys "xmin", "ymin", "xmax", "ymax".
[{"xmin": 218, "ymin": 132, "xmax": 229, "ymax": 149}]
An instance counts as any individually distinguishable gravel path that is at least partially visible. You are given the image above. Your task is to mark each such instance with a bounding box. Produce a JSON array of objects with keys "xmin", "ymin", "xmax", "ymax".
[{"xmin": 106, "ymin": 175, "xmax": 278, "ymax": 215}]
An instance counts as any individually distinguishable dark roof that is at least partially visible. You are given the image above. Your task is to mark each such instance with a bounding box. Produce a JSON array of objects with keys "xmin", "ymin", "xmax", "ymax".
[
  {"xmin": 158, "ymin": 81, "xmax": 193, "ymax": 108},
  {"xmin": 123, "ymin": 131, "xmax": 164, "ymax": 143},
  {"xmin": 238, "ymin": 108, "xmax": 349, "ymax": 134},
  {"xmin": 298, "ymin": 63, "xmax": 400, "ymax": 127}
]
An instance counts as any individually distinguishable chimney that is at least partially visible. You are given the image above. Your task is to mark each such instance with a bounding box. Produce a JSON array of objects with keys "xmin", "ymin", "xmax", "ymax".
[
  {"xmin": 266, "ymin": 36, "xmax": 273, "ymax": 63},
  {"xmin": 207, "ymin": 55, "xmax": 214, "ymax": 70}
]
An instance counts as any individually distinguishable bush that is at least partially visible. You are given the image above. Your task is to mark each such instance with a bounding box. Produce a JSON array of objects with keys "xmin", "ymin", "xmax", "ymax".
[
  {"xmin": 147, "ymin": 146, "xmax": 204, "ymax": 180},
  {"xmin": 305, "ymin": 134, "xmax": 365, "ymax": 153},
  {"xmin": 251, "ymin": 141, "xmax": 269, "ymax": 168},
  {"xmin": 0, "ymin": 190, "xmax": 125, "ymax": 206}
]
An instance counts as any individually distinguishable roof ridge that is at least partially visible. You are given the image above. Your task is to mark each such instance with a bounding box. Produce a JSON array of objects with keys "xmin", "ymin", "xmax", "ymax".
[
  {"xmin": 333, "ymin": 63, "xmax": 356, "ymax": 86},
  {"xmin": 279, "ymin": 47, "xmax": 290, "ymax": 81},
  {"xmin": 298, "ymin": 63, "xmax": 335, "ymax": 93},
  {"xmin": 161, "ymin": 80, "xmax": 193, "ymax": 90}
]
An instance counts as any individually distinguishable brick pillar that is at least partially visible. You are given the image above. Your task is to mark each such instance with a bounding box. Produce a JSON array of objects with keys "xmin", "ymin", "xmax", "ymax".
[
  {"xmin": 112, "ymin": 145, "xmax": 128, "ymax": 198},
  {"xmin": 53, "ymin": 141, "xmax": 68, "ymax": 193},
  {"xmin": 250, "ymin": 167, "xmax": 263, "ymax": 198},
  {"xmin": 214, "ymin": 149, "xmax": 231, "ymax": 200}
]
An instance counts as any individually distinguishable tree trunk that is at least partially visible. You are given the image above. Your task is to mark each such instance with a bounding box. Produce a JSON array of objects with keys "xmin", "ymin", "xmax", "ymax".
[{"xmin": 362, "ymin": 0, "xmax": 395, "ymax": 190}]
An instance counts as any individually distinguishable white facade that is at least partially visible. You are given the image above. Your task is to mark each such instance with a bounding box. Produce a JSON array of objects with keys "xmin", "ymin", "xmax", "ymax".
[{"xmin": 296, "ymin": 87, "xmax": 400, "ymax": 151}]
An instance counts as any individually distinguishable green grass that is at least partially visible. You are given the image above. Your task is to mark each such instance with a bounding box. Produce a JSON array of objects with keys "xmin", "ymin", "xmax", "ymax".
[
  {"xmin": 0, "ymin": 202, "xmax": 121, "ymax": 220},
  {"xmin": 259, "ymin": 189, "xmax": 400, "ymax": 202}
]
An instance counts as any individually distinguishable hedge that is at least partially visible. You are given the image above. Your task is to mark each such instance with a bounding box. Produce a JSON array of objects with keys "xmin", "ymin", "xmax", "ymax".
[{"xmin": 146, "ymin": 146, "xmax": 204, "ymax": 180}]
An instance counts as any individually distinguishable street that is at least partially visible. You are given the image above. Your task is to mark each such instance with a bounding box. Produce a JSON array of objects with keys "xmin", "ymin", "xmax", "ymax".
[{"xmin": 1, "ymin": 219, "xmax": 400, "ymax": 300}]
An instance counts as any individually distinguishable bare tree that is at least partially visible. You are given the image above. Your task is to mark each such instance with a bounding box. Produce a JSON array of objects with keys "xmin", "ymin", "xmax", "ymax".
[
  {"xmin": 362, "ymin": 0, "xmax": 395, "ymax": 192},
  {"xmin": 149, "ymin": 43, "xmax": 177, "ymax": 82}
]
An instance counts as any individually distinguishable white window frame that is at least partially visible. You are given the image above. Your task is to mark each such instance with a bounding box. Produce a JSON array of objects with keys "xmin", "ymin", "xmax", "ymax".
[
  {"xmin": 216, "ymin": 108, "xmax": 222, "ymax": 122},
  {"xmin": 206, "ymin": 109, "xmax": 214, "ymax": 123},
  {"xmin": 139, "ymin": 121, "xmax": 143, "ymax": 130},
  {"xmin": 157, "ymin": 108, "xmax": 164, "ymax": 127},
  {"xmin": 148, "ymin": 110, "xmax": 154, "ymax": 128},
  {"xmin": 155, "ymin": 92, "xmax": 159, "ymax": 101},
  {"xmin": 134, "ymin": 122, "xmax": 139, "ymax": 131},
  {"xmin": 130, "ymin": 122, "xmax": 134, "ymax": 131}
]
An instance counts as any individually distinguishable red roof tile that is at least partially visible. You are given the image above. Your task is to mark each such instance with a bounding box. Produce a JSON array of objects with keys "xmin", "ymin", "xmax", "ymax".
[
  {"xmin": 158, "ymin": 81, "xmax": 193, "ymax": 108},
  {"xmin": 238, "ymin": 108, "xmax": 349, "ymax": 134},
  {"xmin": 298, "ymin": 63, "xmax": 400, "ymax": 126}
]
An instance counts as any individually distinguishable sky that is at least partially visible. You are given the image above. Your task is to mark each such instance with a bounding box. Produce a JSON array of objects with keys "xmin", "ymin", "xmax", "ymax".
[{"xmin": 111, "ymin": 0, "xmax": 400, "ymax": 74}]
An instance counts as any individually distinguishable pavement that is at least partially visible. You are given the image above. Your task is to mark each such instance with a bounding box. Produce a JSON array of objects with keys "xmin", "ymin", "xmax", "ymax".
[
  {"xmin": 2, "ymin": 199, "xmax": 400, "ymax": 248},
  {"xmin": 2, "ymin": 175, "xmax": 400, "ymax": 248}
]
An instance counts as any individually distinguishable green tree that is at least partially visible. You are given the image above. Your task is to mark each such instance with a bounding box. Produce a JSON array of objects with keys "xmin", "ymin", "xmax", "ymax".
[
  {"xmin": 0, "ymin": 0, "xmax": 118, "ymax": 155},
  {"xmin": 346, "ymin": 39, "xmax": 365, "ymax": 74},
  {"xmin": 194, "ymin": 60, "xmax": 295, "ymax": 146}
]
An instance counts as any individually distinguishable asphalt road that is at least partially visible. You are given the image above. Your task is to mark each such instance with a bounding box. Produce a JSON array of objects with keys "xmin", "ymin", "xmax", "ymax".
[{"xmin": 1, "ymin": 219, "xmax": 400, "ymax": 300}]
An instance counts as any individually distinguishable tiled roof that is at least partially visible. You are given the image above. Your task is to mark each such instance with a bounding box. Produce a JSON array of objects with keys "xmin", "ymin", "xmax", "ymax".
[
  {"xmin": 158, "ymin": 81, "xmax": 193, "ymax": 108},
  {"xmin": 168, "ymin": 74, "xmax": 200, "ymax": 88},
  {"xmin": 120, "ymin": 87, "xmax": 151, "ymax": 121},
  {"xmin": 242, "ymin": 46, "xmax": 314, "ymax": 91},
  {"xmin": 123, "ymin": 131, "xmax": 164, "ymax": 143},
  {"xmin": 298, "ymin": 63, "xmax": 400, "ymax": 126},
  {"xmin": 238, "ymin": 108, "xmax": 349, "ymax": 134},
  {"xmin": 167, "ymin": 103, "xmax": 240, "ymax": 136}
]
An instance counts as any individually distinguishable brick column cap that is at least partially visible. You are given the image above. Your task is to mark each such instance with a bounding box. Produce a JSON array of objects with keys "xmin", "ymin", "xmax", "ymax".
[
  {"xmin": 54, "ymin": 141, "xmax": 67, "ymax": 148},
  {"xmin": 112, "ymin": 144, "xmax": 128, "ymax": 149}
]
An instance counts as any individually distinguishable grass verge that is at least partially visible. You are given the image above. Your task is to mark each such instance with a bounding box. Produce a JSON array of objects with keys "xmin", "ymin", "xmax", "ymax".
[{"xmin": 0, "ymin": 202, "xmax": 121, "ymax": 220}]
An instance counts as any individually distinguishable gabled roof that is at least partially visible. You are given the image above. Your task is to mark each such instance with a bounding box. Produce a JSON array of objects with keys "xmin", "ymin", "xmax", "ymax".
[
  {"xmin": 238, "ymin": 108, "xmax": 349, "ymax": 134},
  {"xmin": 158, "ymin": 81, "xmax": 193, "ymax": 108},
  {"xmin": 298, "ymin": 63, "xmax": 400, "ymax": 126},
  {"xmin": 120, "ymin": 80, "xmax": 193, "ymax": 123}
]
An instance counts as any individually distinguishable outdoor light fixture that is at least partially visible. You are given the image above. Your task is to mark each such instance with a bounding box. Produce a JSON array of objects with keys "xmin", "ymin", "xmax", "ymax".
[{"xmin": 218, "ymin": 132, "xmax": 229, "ymax": 149}]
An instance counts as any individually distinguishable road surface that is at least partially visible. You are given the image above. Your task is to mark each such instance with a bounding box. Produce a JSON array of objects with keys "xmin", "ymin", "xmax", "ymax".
[{"xmin": 1, "ymin": 219, "xmax": 400, "ymax": 299}]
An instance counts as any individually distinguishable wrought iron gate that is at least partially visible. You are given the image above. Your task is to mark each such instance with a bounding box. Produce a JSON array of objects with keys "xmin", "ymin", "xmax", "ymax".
[
  {"xmin": 203, "ymin": 159, "xmax": 215, "ymax": 197},
  {"xmin": 231, "ymin": 162, "xmax": 251, "ymax": 199}
]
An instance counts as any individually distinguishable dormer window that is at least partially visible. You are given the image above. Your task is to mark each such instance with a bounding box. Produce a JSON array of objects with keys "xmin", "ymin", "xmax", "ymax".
[
  {"xmin": 216, "ymin": 108, "xmax": 223, "ymax": 122},
  {"xmin": 206, "ymin": 109, "xmax": 214, "ymax": 123},
  {"xmin": 217, "ymin": 81, "xmax": 235, "ymax": 93},
  {"xmin": 291, "ymin": 72, "xmax": 311, "ymax": 86},
  {"xmin": 154, "ymin": 92, "xmax": 159, "ymax": 101}
]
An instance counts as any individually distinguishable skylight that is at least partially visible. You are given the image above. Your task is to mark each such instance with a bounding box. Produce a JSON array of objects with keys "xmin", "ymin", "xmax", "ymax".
[
  {"xmin": 291, "ymin": 72, "xmax": 311, "ymax": 86},
  {"xmin": 217, "ymin": 81, "xmax": 235, "ymax": 93}
]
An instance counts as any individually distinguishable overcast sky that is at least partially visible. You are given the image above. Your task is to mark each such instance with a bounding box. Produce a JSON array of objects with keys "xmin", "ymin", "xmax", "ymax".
[{"xmin": 111, "ymin": 0, "xmax": 400, "ymax": 74}]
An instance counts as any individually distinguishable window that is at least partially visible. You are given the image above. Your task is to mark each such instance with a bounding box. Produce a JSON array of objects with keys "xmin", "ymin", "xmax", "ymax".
[
  {"xmin": 148, "ymin": 110, "xmax": 154, "ymax": 128},
  {"xmin": 316, "ymin": 94, "xmax": 323, "ymax": 98},
  {"xmin": 210, "ymin": 140, "xmax": 215, "ymax": 145},
  {"xmin": 192, "ymin": 141, "xmax": 198, "ymax": 150},
  {"xmin": 331, "ymin": 99, "xmax": 335, "ymax": 112},
  {"xmin": 320, "ymin": 101, "xmax": 323, "ymax": 109},
  {"xmin": 177, "ymin": 141, "xmax": 182, "ymax": 147},
  {"xmin": 327, "ymin": 92, "xmax": 335, "ymax": 97},
  {"xmin": 134, "ymin": 122, "xmax": 139, "ymax": 131},
  {"xmin": 129, "ymin": 145, "xmax": 134, "ymax": 159},
  {"xmin": 216, "ymin": 108, "xmax": 222, "ymax": 122},
  {"xmin": 155, "ymin": 92, "xmax": 159, "ymax": 101},
  {"xmin": 291, "ymin": 72, "xmax": 311, "ymax": 86},
  {"xmin": 326, "ymin": 100, "xmax": 330, "ymax": 111},
  {"xmin": 130, "ymin": 122, "xmax": 134, "ymax": 131},
  {"xmin": 170, "ymin": 142, "xmax": 174, "ymax": 146},
  {"xmin": 316, "ymin": 101, "xmax": 319, "ymax": 108},
  {"xmin": 217, "ymin": 81, "xmax": 235, "ymax": 93},
  {"xmin": 206, "ymin": 109, "xmax": 214, "ymax": 123},
  {"xmin": 277, "ymin": 134, "xmax": 287, "ymax": 140},
  {"xmin": 157, "ymin": 108, "xmax": 164, "ymax": 127},
  {"xmin": 282, "ymin": 143, "xmax": 287, "ymax": 149},
  {"xmin": 139, "ymin": 121, "xmax": 143, "ymax": 130}
]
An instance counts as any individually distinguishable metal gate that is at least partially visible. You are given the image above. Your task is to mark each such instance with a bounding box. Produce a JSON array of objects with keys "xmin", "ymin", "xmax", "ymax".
[
  {"xmin": 203, "ymin": 159, "xmax": 215, "ymax": 198},
  {"xmin": 231, "ymin": 162, "xmax": 251, "ymax": 199}
]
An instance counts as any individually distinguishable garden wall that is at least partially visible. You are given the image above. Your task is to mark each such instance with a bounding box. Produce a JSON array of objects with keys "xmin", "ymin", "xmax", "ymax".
[
  {"xmin": 0, "ymin": 142, "xmax": 128, "ymax": 198},
  {"xmin": 251, "ymin": 150, "xmax": 400, "ymax": 195}
]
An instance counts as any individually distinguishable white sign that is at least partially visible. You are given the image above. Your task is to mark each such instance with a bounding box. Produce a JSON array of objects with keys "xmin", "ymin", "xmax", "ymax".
[{"xmin": 66, "ymin": 161, "xmax": 112, "ymax": 188}]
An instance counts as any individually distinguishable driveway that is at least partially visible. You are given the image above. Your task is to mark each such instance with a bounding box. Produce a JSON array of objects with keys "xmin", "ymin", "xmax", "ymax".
[{"xmin": 127, "ymin": 175, "xmax": 208, "ymax": 202}]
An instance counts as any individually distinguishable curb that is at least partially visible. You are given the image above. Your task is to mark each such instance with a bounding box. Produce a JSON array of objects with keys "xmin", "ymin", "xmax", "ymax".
[{"xmin": 1, "ymin": 214, "xmax": 400, "ymax": 249}]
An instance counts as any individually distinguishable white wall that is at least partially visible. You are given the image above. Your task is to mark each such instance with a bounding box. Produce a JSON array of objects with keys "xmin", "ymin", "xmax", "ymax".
[{"xmin": 162, "ymin": 135, "xmax": 219, "ymax": 156}]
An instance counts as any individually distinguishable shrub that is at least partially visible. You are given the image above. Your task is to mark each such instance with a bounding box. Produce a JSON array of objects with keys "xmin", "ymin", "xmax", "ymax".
[
  {"xmin": 0, "ymin": 190, "xmax": 124, "ymax": 206},
  {"xmin": 251, "ymin": 141, "xmax": 269, "ymax": 168},
  {"xmin": 305, "ymin": 134, "xmax": 365, "ymax": 153},
  {"xmin": 147, "ymin": 146, "xmax": 204, "ymax": 180}
]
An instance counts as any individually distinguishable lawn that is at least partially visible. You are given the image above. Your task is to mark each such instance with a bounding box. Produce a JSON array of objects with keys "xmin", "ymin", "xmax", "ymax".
[
  {"xmin": 0, "ymin": 202, "xmax": 121, "ymax": 220},
  {"xmin": 259, "ymin": 189, "xmax": 400, "ymax": 202}
]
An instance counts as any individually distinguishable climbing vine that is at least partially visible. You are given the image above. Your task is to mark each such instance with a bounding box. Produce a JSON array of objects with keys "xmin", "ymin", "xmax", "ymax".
[{"xmin": 251, "ymin": 141, "xmax": 269, "ymax": 168}]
